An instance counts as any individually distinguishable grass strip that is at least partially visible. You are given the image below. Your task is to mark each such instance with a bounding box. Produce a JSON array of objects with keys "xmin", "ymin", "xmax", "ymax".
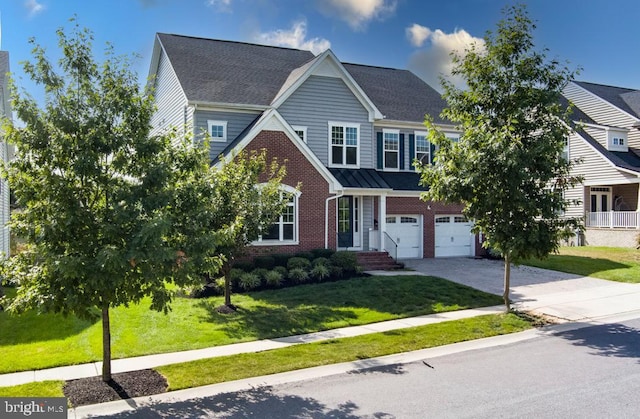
[
  {"xmin": 0, "ymin": 380, "xmax": 65, "ymax": 398},
  {"xmin": 158, "ymin": 313, "xmax": 531, "ymax": 391},
  {"xmin": 0, "ymin": 313, "xmax": 531, "ymax": 397}
]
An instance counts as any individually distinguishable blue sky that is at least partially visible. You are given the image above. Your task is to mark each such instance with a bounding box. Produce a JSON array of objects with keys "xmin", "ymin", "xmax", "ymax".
[{"xmin": 2, "ymin": 0, "xmax": 640, "ymax": 104}]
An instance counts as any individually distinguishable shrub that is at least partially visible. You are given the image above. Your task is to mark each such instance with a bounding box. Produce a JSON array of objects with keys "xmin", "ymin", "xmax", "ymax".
[
  {"xmin": 252, "ymin": 268, "xmax": 269, "ymax": 281},
  {"xmin": 312, "ymin": 257, "xmax": 331, "ymax": 267},
  {"xmin": 274, "ymin": 266, "xmax": 288, "ymax": 278},
  {"xmin": 264, "ymin": 270, "xmax": 284, "ymax": 287},
  {"xmin": 311, "ymin": 248, "xmax": 335, "ymax": 259},
  {"xmin": 272, "ymin": 254, "xmax": 290, "ymax": 267},
  {"xmin": 233, "ymin": 260, "xmax": 254, "ymax": 272},
  {"xmin": 254, "ymin": 256, "xmax": 275, "ymax": 270},
  {"xmin": 311, "ymin": 264, "xmax": 331, "ymax": 281},
  {"xmin": 287, "ymin": 257, "xmax": 311, "ymax": 271},
  {"xmin": 330, "ymin": 251, "xmax": 358, "ymax": 272},
  {"xmin": 228, "ymin": 268, "xmax": 245, "ymax": 283},
  {"xmin": 239, "ymin": 272, "xmax": 261, "ymax": 290},
  {"xmin": 288, "ymin": 267, "xmax": 309, "ymax": 283},
  {"xmin": 295, "ymin": 251, "xmax": 314, "ymax": 261},
  {"xmin": 330, "ymin": 265, "xmax": 344, "ymax": 279}
]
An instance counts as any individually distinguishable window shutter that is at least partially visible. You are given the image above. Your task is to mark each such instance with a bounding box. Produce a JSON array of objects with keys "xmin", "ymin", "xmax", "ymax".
[
  {"xmin": 376, "ymin": 132, "xmax": 383, "ymax": 169},
  {"xmin": 409, "ymin": 134, "xmax": 415, "ymax": 169},
  {"xmin": 399, "ymin": 133, "xmax": 405, "ymax": 170}
]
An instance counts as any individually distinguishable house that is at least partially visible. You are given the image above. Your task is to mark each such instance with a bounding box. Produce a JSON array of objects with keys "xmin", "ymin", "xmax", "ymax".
[
  {"xmin": 147, "ymin": 34, "xmax": 483, "ymax": 259},
  {"xmin": 0, "ymin": 51, "xmax": 11, "ymax": 257},
  {"xmin": 563, "ymin": 81, "xmax": 640, "ymax": 247}
]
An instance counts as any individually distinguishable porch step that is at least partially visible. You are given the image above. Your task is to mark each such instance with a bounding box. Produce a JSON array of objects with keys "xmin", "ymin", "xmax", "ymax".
[{"xmin": 356, "ymin": 251, "xmax": 404, "ymax": 271}]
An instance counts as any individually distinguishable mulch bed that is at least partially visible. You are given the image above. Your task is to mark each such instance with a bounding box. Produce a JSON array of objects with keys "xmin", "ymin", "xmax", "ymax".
[{"xmin": 63, "ymin": 369, "xmax": 168, "ymax": 407}]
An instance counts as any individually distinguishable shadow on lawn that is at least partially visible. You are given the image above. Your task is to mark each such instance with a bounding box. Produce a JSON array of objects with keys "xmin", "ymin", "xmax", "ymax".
[
  {"xmin": 525, "ymin": 255, "xmax": 631, "ymax": 278},
  {"xmin": 0, "ymin": 308, "xmax": 96, "ymax": 346},
  {"xmin": 196, "ymin": 275, "xmax": 502, "ymax": 341},
  {"xmin": 88, "ymin": 386, "xmax": 374, "ymax": 419},
  {"xmin": 554, "ymin": 322, "xmax": 640, "ymax": 361}
]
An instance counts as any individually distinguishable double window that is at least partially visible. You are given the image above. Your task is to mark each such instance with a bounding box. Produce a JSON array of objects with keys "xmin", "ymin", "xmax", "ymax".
[
  {"xmin": 383, "ymin": 129, "xmax": 400, "ymax": 169},
  {"xmin": 254, "ymin": 185, "xmax": 299, "ymax": 245},
  {"xmin": 207, "ymin": 120, "xmax": 227, "ymax": 142},
  {"xmin": 329, "ymin": 122, "xmax": 359, "ymax": 167}
]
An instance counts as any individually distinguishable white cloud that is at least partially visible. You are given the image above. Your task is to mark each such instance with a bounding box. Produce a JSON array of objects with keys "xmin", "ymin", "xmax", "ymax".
[
  {"xmin": 406, "ymin": 23, "xmax": 431, "ymax": 47},
  {"xmin": 25, "ymin": 0, "xmax": 45, "ymax": 18},
  {"xmin": 255, "ymin": 20, "xmax": 331, "ymax": 55},
  {"xmin": 207, "ymin": 0, "xmax": 232, "ymax": 12},
  {"xmin": 407, "ymin": 26, "xmax": 485, "ymax": 91},
  {"xmin": 318, "ymin": 0, "xmax": 397, "ymax": 31}
]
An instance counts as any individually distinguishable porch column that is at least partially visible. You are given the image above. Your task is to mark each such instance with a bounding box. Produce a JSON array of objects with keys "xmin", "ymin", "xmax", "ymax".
[
  {"xmin": 637, "ymin": 184, "xmax": 640, "ymax": 229},
  {"xmin": 378, "ymin": 194, "xmax": 387, "ymax": 253}
]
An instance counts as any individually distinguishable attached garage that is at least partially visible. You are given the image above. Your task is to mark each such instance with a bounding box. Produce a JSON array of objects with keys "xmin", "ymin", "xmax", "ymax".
[
  {"xmin": 434, "ymin": 215, "xmax": 474, "ymax": 257},
  {"xmin": 385, "ymin": 215, "xmax": 422, "ymax": 259}
]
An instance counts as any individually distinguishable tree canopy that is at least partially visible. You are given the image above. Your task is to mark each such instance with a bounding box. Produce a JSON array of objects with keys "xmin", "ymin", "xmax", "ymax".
[
  {"xmin": 419, "ymin": 5, "xmax": 582, "ymax": 310},
  {"xmin": 0, "ymin": 22, "xmax": 287, "ymax": 381}
]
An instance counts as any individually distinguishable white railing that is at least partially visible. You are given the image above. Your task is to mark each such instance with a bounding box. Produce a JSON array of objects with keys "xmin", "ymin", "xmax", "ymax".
[
  {"xmin": 586, "ymin": 211, "xmax": 640, "ymax": 229},
  {"xmin": 383, "ymin": 232, "xmax": 398, "ymax": 260}
]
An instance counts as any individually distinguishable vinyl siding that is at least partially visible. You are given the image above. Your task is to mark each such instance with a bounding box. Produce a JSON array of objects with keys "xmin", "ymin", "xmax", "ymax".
[
  {"xmin": 278, "ymin": 75, "xmax": 373, "ymax": 167},
  {"xmin": 149, "ymin": 51, "xmax": 188, "ymax": 140},
  {"xmin": 571, "ymin": 132, "xmax": 637, "ymax": 186},
  {"xmin": 193, "ymin": 110, "xmax": 261, "ymax": 159},
  {"xmin": 564, "ymin": 83, "xmax": 640, "ymax": 149},
  {"xmin": 363, "ymin": 196, "xmax": 374, "ymax": 250}
]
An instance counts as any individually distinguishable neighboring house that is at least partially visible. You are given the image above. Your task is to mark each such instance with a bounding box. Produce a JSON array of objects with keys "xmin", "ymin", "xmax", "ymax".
[
  {"xmin": 0, "ymin": 51, "xmax": 11, "ymax": 257},
  {"xmin": 563, "ymin": 81, "xmax": 640, "ymax": 247},
  {"xmin": 147, "ymin": 34, "xmax": 482, "ymax": 259}
]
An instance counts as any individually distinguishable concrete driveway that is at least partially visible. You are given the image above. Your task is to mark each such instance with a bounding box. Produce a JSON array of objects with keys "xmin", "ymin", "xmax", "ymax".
[{"xmin": 403, "ymin": 257, "xmax": 640, "ymax": 322}]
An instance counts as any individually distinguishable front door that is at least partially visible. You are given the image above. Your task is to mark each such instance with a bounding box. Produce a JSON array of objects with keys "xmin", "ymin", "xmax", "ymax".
[
  {"xmin": 337, "ymin": 196, "xmax": 353, "ymax": 248},
  {"xmin": 590, "ymin": 187, "xmax": 611, "ymax": 212}
]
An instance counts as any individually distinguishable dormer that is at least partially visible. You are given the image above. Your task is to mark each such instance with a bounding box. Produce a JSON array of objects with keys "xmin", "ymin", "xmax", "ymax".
[{"xmin": 606, "ymin": 128, "xmax": 628, "ymax": 152}]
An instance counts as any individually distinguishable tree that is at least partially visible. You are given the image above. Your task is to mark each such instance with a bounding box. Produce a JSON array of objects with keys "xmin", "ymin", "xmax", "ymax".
[
  {"xmin": 418, "ymin": 5, "xmax": 582, "ymax": 311},
  {"xmin": 0, "ymin": 22, "xmax": 223, "ymax": 382},
  {"xmin": 209, "ymin": 150, "xmax": 289, "ymax": 310}
]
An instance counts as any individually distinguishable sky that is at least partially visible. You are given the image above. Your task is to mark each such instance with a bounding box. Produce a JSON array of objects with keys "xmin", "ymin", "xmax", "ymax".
[{"xmin": 2, "ymin": 0, "xmax": 640, "ymax": 108}]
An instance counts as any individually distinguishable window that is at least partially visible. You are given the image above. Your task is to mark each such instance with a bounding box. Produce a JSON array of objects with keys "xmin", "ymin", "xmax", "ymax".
[
  {"xmin": 383, "ymin": 129, "xmax": 400, "ymax": 169},
  {"xmin": 445, "ymin": 133, "xmax": 460, "ymax": 142},
  {"xmin": 454, "ymin": 216, "xmax": 468, "ymax": 223},
  {"xmin": 329, "ymin": 122, "xmax": 359, "ymax": 167},
  {"xmin": 613, "ymin": 137, "xmax": 624, "ymax": 146},
  {"xmin": 562, "ymin": 137, "xmax": 569, "ymax": 161},
  {"xmin": 401, "ymin": 217, "xmax": 417, "ymax": 223},
  {"xmin": 254, "ymin": 186, "xmax": 299, "ymax": 244},
  {"xmin": 435, "ymin": 216, "xmax": 449, "ymax": 223},
  {"xmin": 415, "ymin": 131, "xmax": 430, "ymax": 165},
  {"xmin": 292, "ymin": 125, "xmax": 307, "ymax": 143},
  {"xmin": 386, "ymin": 216, "xmax": 397, "ymax": 224},
  {"xmin": 207, "ymin": 120, "xmax": 227, "ymax": 142}
]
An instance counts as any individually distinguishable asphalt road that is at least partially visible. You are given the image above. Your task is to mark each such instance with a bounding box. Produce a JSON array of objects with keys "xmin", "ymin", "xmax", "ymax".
[{"xmin": 94, "ymin": 316, "xmax": 640, "ymax": 418}]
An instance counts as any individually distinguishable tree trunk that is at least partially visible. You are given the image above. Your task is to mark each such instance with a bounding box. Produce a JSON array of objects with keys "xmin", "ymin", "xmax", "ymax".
[
  {"xmin": 101, "ymin": 305, "xmax": 112, "ymax": 382},
  {"xmin": 503, "ymin": 254, "xmax": 511, "ymax": 312},
  {"xmin": 223, "ymin": 261, "xmax": 232, "ymax": 307}
]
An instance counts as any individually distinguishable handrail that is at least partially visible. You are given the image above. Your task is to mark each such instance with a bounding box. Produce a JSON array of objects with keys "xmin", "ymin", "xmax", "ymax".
[{"xmin": 383, "ymin": 231, "xmax": 398, "ymax": 260}]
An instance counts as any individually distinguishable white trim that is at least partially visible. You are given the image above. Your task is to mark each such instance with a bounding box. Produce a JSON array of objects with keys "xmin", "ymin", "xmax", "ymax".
[
  {"xmin": 292, "ymin": 125, "xmax": 308, "ymax": 143},
  {"xmin": 328, "ymin": 121, "xmax": 360, "ymax": 169},
  {"xmin": 253, "ymin": 185, "xmax": 301, "ymax": 246},
  {"xmin": 382, "ymin": 128, "xmax": 400, "ymax": 171},
  {"xmin": 207, "ymin": 120, "xmax": 228, "ymax": 142},
  {"xmin": 271, "ymin": 49, "xmax": 383, "ymax": 122},
  {"xmin": 375, "ymin": 119, "xmax": 459, "ymax": 131},
  {"xmin": 191, "ymin": 103, "xmax": 265, "ymax": 113},
  {"xmin": 213, "ymin": 109, "xmax": 342, "ymax": 193}
]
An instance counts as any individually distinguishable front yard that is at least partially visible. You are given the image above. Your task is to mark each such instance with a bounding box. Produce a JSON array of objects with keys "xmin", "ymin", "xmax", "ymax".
[
  {"xmin": 522, "ymin": 246, "xmax": 640, "ymax": 283},
  {"xmin": 0, "ymin": 275, "xmax": 503, "ymax": 374}
]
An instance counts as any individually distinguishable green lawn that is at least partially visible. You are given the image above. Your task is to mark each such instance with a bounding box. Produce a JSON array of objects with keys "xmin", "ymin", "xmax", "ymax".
[
  {"xmin": 0, "ymin": 275, "xmax": 503, "ymax": 374},
  {"xmin": 0, "ymin": 313, "xmax": 531, "ymax": 400},
  {"xmin": 522, "ymin": 246, "xmax": 640, "ymax": 283}
]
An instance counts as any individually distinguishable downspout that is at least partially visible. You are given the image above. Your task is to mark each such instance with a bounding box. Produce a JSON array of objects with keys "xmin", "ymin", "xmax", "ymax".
[{"xmin": 325, "ymin": 191, "xmax": 344, "ymax": 249}]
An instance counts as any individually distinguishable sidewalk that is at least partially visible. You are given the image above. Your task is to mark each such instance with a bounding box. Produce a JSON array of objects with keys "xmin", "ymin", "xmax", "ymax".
[{"xmin": 0, "ymin": 303, "xmax": 505, "ymax": 387}]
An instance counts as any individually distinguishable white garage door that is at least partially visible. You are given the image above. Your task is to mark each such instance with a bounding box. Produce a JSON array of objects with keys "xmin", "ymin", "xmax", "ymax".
[
  {"xmin": 435, "ymin": 215, "xmax": 474, "ymax": 257},
  {"xmin": 386, "ymin": 215, "xmax": 422, "ymax": 259}
]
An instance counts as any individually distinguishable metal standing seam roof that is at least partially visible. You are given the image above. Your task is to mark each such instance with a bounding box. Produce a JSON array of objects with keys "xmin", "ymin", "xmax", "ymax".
[
  {"xmin": 156, "ymin": 33, "xmax": 448, "ymax": 124},
  {"xmin": 329, "ymin": 168, "xmax": 428, "ymax": 191}
]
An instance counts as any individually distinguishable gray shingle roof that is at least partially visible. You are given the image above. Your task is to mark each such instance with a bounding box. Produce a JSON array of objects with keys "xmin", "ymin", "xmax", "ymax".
[
  {"xmin": 157, "ymin": 33, "xmax": 315, "ymax": 105},
  {"xmin": 156, "ymin": 34, "xmax": 447, "ymax": 123},
  {"xmin": 574, "ymin": 81, "xmax": 640, "ymax": 119},
  {"xmin": 343, "ymin": 63, "xmax": 448, "ymax": 124}
]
